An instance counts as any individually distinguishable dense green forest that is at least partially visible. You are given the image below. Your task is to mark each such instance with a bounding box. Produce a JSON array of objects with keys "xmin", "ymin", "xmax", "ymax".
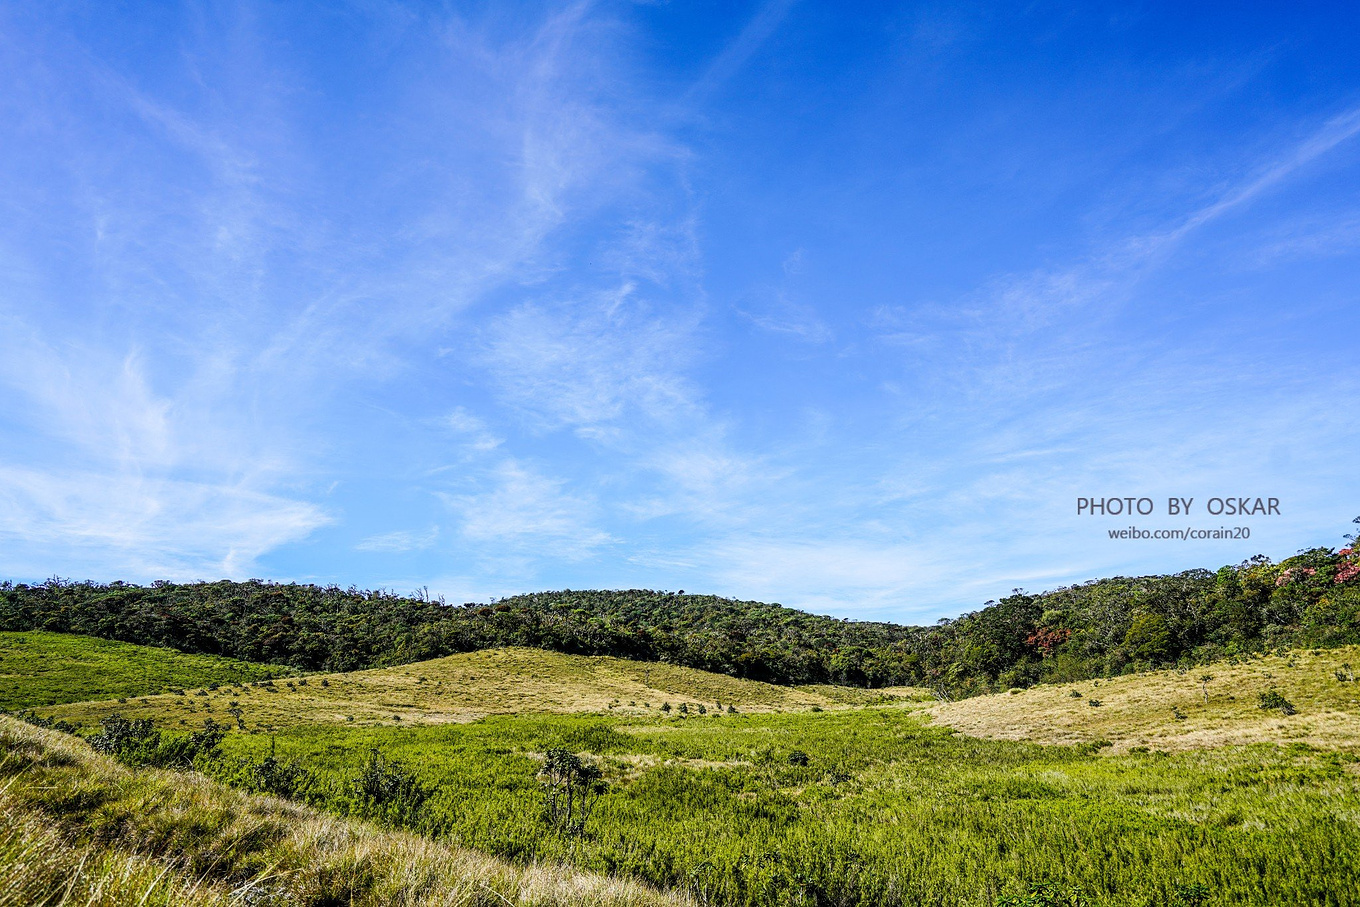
[{"xmin": 3, "ymin": 531, "xmax": 1358, "ymax": 695}]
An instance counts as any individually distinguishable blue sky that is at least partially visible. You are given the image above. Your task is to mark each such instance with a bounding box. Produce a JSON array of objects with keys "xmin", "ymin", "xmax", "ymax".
[{"xmin": 2, "ymin": 2, "xmax": 1358, "ymax": 621}]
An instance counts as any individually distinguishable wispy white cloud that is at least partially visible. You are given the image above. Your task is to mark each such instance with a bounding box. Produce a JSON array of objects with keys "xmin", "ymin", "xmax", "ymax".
[
  {"xmin": 736, "ymin": 289, "xmax": 833, "ymax": 343},
  {"xmin": 0, "ymin": 464, "xmax": 328, "ymax": 579},
  {"xmin": 687, "ymin": 0, "xmax": 800, "ymax": 101},
  {"xmin": 356, "ymin": 526, "xmax": 439, "ymax": 553},
  {"xmin": 479, "ymin": 288, "xmax": 702, "ymax": 436},
  {"xmin": 440, "ymin": 459, "xmax": 610, "ymax": 558}
]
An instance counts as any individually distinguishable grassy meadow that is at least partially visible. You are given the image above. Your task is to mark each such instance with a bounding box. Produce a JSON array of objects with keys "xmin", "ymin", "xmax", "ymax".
[
  {"xmin": 0, "ymin": 630, "xmax": 290, "ymax": 710},
  {"xmin": 43, "ymin": 645, "xmax": 845, "ymax": 733},
  {"xmin": 195, "ymin": 707, "xmax": 1360, "ymax": 907},
  {"xmin": 0, "ymin": 716, "xmax": 688, "ymax": 907},
  {"xmin": 929, "ymin": 645, "xmax": 1360, "ymax": 752},
  {"xmin": 8, "ymin": 631, "xmax": 1360, "ymax": 905}
]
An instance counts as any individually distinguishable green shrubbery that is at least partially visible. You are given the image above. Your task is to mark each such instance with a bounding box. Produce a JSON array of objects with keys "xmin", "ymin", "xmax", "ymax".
[{"xmin": 86, "ymin": 713, "xmax": 226, "ymax": 769}]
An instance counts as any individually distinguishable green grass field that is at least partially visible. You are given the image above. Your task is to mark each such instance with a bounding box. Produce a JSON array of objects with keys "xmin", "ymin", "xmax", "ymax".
[
  {"xmin": 14, "ymin": 631, "xmax": 1360, "ymax": 906},
  {"xmin": 0, "ymin": 716, "xmax": 687, "ymax": 907},
  {"xmin": 202, "ymin": 707, "xmax": 1360, "ymax": 907},
  {"xmin": 0, "ymin": 631, "xmax": 291, "ymax": 710}
]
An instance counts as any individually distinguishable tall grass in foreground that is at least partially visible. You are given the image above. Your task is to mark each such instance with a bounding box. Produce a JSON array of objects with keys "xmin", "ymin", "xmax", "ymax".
[
  {"xmin": 0, "ymin": 717, "xmax": 689, "ymax": 907},
  {"xmin": 216, "ymin": 710, "xmax": 1360, "ymax": 907},
  {"xmin": 0, "ymin": 802, "xmax": 229, "ymax": 907}
]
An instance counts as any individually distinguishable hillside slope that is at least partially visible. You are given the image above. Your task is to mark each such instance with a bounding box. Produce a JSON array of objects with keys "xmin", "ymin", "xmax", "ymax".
[
  {"xmin": 929, "ymin": 645, "xmax": 1360, "ymax": 752},
  {"xmin": 0, "ymin": 716, "xmax": 689, "ymax": 907},
  {"xmin": 47, "ymin": 646, "xmax": 836, "ymax": 732},
  {"xmin": 0, "ymin": 630, "xmax": 288, "ymax": 710}
]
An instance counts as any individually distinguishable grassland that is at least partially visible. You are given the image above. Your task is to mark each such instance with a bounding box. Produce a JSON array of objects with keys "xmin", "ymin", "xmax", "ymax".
[
  {"xmin": 17, "ymin": 635, "xmax": 1360, "ymax": 906},
  {"xmin": 0, "ymin": 630, "xmax": 290, "ymax": 711},
  {"xmin": 928, "ymin": 645, "xmax": 1360, "ymax": 752},
  {"xmin": 0, "ymin": 716, "xmax": 690, "ymax": 907},
  {"xmin": 185, "ymin": 705, "xmax": 1358, "ymax": 907},
  {"xmin": 45, "ymin": 646, "xmax": 837, "ymax": 733}
]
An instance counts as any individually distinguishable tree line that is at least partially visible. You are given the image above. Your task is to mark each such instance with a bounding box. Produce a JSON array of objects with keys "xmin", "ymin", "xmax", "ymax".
[{"xmin": 3, "ymin": 526, "xmax": 1358, "ymax": 695}]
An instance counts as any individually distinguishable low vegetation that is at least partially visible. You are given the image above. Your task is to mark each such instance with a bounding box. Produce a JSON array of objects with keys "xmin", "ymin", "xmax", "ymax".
[
  {"xmin": 0, "ymin": 630, "xmax": 288, "ymax": 710},
  {"xmin": 0, "ymin": 716, "xmax": 690, "ymax": 907},
  {"xmin": 21, "ymin": 638, "xmax": 1357, "ymax": 907}
]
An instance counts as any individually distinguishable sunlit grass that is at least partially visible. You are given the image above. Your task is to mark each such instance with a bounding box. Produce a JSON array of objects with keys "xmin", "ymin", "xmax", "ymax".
[
  {"xmin": 0, "ymin": 716, "xmax": 691, "ymax": 907},
  {"xmin": 928, "ymin": 645, "xmax": 1360, "ymax": 752},
  {"xmin": 0, "ymin": 630, "xmax": 288, "ymax": 711},
  {"xmin": 46, "ymin": 646, "xmax": 835, "ymax": 733},
  {"xmin": 21, "ymin": 638, "xmax": 1360, "ymax": 905}
]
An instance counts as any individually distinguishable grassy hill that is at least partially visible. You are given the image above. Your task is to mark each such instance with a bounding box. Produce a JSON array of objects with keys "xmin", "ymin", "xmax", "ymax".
[
  {"xmin": 0, "ymin": 715, "xmax": 689, "ymax": 907},
  {"xmin": 24, "ymin": 639, "xmax": 1360, "ymax": 906},
  {"xmin": 929, "ymin": 644, "xmax": 1360, "ymax": 753},
  {"xmin": 0, "ymin": 630, "xmax": 290, "ymax": 710},
  {"xmin": 44, "ymin": 645, "xmax": 840, "ymax": 733}
]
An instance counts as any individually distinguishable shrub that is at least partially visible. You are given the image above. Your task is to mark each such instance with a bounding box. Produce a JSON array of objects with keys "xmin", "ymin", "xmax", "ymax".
[
  {"xmin": 2, "ymin": 709, "xmax": 79, "ymax": 735},
  {"xmin": 86, "ymin": 714, "xmax": 225, "ymax": 769},
  {"xmin": 347, "ymin": 748, "xmax": 431, "ymax": 827},
  {"xmin": 1257, "ymin": 690, "xmax": 1296, "ymax": 715},
  {"xmin": 996, "ymin": 882, "xmax": 1088, "ymax": 906},
  {"xmin": 539, "ymin": 747, "xmax": 607, "ymax": 836},
  {"xmin": 1172, "ymin": 882, "xmax": 1212, "ymax": 906}
]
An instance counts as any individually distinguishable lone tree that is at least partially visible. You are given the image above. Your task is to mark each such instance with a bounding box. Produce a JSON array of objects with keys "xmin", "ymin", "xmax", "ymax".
[
  {"xmin": 1198, "ymin": 674, "xmax": 1213, "ymax": 703},
  {"xmin": 539, "ymin": 747, "xmax": 607, "ymax": 836}
]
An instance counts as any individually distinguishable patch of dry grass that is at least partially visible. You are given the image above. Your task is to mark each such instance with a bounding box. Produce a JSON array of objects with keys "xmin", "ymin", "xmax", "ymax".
[
  {"xmin": 927, "ymin": 646, "xmax": 1360, "ymax": 752},
  {"xmin": 0, "ymin": 716, "xmax": 691, "ymax": 907},
  {"xmin": 47, "ymin": 647, "xmax": 832, "ymax": 734}
]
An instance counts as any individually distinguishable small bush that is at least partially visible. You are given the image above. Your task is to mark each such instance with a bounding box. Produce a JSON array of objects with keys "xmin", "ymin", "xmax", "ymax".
[
  {"xmin": 996, "ymin": 881, "xmax": 1088, "ymax": 906},
  {"xmin": 347, "ymin": 748, "xmax": 431, "ymax": 827},
  {"xmin": 86, "ymin": 714, "xmax": 225, "ymax": 769},
  {"xmin": 1257, "ymin": 690, "xmax": 1296, "ymax": 715},
  {"xmin": 539, "ymin": 747, "xmax": 607, "ymax": 836},
  {"xmin": 1172, "ymin": 882, "xmax": 1212, "ymax": 906}
]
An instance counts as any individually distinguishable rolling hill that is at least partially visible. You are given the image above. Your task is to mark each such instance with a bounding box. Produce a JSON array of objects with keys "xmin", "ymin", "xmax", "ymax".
[
  {"xmin": 44, "ymin": 644, "xmax": 843, "ymax": 733},
  {"xmin": 11, "ymin": 631, "xmax": 1360, "ymax": 905},
  {"xmin": 0, "ymin": 630, "xmax": 289, "ymax": 711},
  {"xmin": 928, "ymin": 644, "xmax": 1360, "ymax": 752}
]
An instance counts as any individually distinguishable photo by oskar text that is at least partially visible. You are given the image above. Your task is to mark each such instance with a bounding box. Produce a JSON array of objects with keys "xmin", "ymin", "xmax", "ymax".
[{"xmin": 1077, "ymin": 497, "xmax": 1281, "ymax": 516}]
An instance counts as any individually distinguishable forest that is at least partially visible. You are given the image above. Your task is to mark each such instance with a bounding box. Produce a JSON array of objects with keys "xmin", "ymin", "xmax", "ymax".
[{"xmin": 3, "ymin": 529, "xmax": 1358, "ymax": 698}]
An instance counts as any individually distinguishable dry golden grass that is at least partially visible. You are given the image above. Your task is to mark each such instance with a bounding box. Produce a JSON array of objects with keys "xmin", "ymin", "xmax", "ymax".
[
  {"xmin": 793, "ymin": 683, "xmax": 933, "ymax": 705},
  {"xmin": 926, "ymin": 646, "xmax": 1360, "ymax": 752},
  {"xmin": 48, "ymin": 646, "xmax": 832, "ymax": 733},
  {"xmin": 0, "ymin": 716, "xmax": 691, "ymax": 907}
]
